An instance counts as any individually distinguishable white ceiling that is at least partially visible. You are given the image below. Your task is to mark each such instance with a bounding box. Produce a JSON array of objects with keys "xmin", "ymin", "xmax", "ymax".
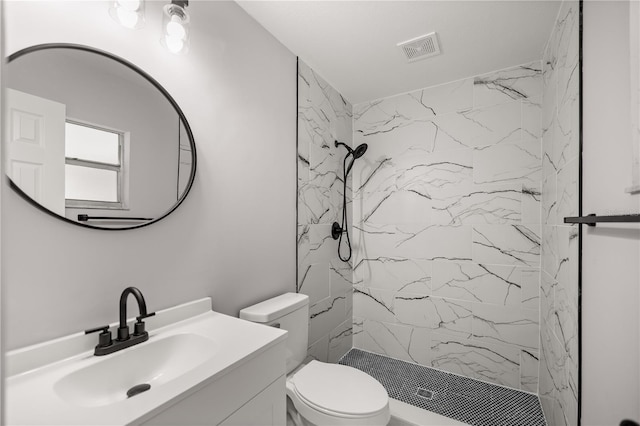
[{"xmin": 236, "ymin": 0, "xmax": 562, "ymax": 105}]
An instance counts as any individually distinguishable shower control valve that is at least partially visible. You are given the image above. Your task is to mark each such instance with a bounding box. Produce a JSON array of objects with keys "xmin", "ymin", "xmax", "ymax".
[{"xmin": 331, "ymin": 222, "xmax": 343, "ymax": 240}]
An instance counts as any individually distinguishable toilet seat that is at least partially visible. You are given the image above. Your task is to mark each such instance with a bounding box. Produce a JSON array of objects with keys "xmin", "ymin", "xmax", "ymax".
[{"xmin": 286, "ymin": 360, "xmax": 390, "ymax": 425}]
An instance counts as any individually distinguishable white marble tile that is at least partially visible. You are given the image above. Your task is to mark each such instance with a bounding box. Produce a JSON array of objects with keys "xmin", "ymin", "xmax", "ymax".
[
  {"xmin": 538, "ymin": 326, "xmax": 556, "ymax": 401},
  {"xmin": 298, "ymin": 182, "xmax": 335, "ymax": 225},
  {"xmin": 354, "ymin": 257, "xmax": 431, "ymax": 295},
  {"xmin": 328, "ymin": 319, "xmax": 353, "ymax": 363},
  {"xmin": 308, "ymin": 294, "xmax": 348, "ymax": 345},
  {"xmin": 539, "ymin": 394, "xmax": 556, "ymax": 426},
  {"xmin": 542, "ymin": 224, "xmax": 558, "ymax": 278},
  {"xmin": 354, "ymin": 118, "xmax": 434, "ymax": 154},
  {"xmin": 352, "ymin": 285, "xmax": 397, "ymax": 324},
  {"xmin": 298, "ymin": 263, "xmax": 331, "ymax": 307},
  {"xmin": 432, "ymin": 261, "xmax": 523, "ymax": 306},
  {"xmin": 521, "ymin": 268, "xmax": 540, "ymax": 310},
  {"xmin": 418, "ymin": 77, "xmax": 474, "ymax": 116},
  {"xmin": 394, "ymin": 294, "xmax": 473, "ymax": 337},
  {"xmin": 421, "ymin": 149, "xmax": 474, "ymax": 190},
  {"xmin": 473, "ymin": 61, "xmax": 543, "ymax": 108},
  {"xmin": 431, "ymin": 101, "xmax": 522, "ymax": 151},
  {"xmin": 541, "ymin": 271, "xmax": 557, "ymax": 327},
  {"xmin": 539, "ymin": 322, "xmax": 569, "ymax": 423},
  {"xmin": 308, "ymin": 142, "xmax": 339, "ymax": 185},
  {"xmin": 345, "ymin": 287, "xmax": 354, "ymax": 319},
  {"xmin": 354, "ymin": 78, "xmax": 472, "ymax": 125},
  {"xmin": 560, "ymin": 354, "xmax": 579, "ymax": 426},
  {"xmin": 473, "ymin": 139, "xmax": 542, "ymax": 186},
  {"xmin": 542, "ymin": 57, "xmax": 557, "ymax": 129},
  {"xmin": 301, "ymin": 63, "xmax": 351, "ymax": 139},
  {"xmin": 298, "ymin": 100, "xmax": 332, "ymax": 150},
  {"xmin": 520, "ymin": 350, "xmax": 540, "ymax": 393},
  {"xmin": 430, "ymin": 333, "xmax": 521, "ymax": 388},
  {"xmin": 542, "ymin": 114, "xmax": 558, "ymax": 177},
  {"xmin": 306, "ymin": 335, "xmax": 329, "ymax": 363},
  {"xmin": 353, "ymin": 318, "xmax": 431, "ymax": 366},
  {"xmin": 297, "ymin": 225, "xmax": 310, "ymax": 271},
  {"xmin": 354, "ymin": 91, "xmax": 438, "ymax": 124},
  {"xmin": 556, "ymin": 159, "xmax": 578, "ymax": 223},
  {"xmin": 330, "ymin": 258, "xmax": 353, "ymax": 296},
  {"xmin": 522, "ymin": 95, "xmax": 543, "ymax": 141},
  {"xmin": 472, "ymin": 303, "xmax": 539, "ymax": 350},
  {"xmin": 353, "ymin": 156, "xmax": 430, "ymax": 203},
  {"xmin": 553, "ymin": 235, "xmax": 578, "ymax": 357},
  {"xmin": 556, "ymin": 1, "xmax": 580, "ymax": 107},
  {"xmin": 472, "ymin": 224, "xmax": 541, "ymax": 267},
  {"xmin": 522, "ymin": 185, "xmax": 542, "ymax": 224},
  {"xmin": 354, "ymin": 223, "xmax": 473, "ymax": 263},
  {"xmin": 360, "ymin": 189, "xmax": 432, "ymax": 225},
  {"xmin": 432, "ymin": 184, "xmax": 522, "ymax": 225},
  {"xmin": 539, "ymin": 9, "xmax": 580, "ymax": 424},
  {"xmin": 307, "ymin": 224, "xmax": 336, "ymax": 265},
  {"xmin": 554, "ymin": 89, "xmax": 579, "ymax": 171}
]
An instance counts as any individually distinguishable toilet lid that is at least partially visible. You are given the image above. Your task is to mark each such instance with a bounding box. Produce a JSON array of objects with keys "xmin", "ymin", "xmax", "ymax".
[{"xmin": 291, "ymin": 361, "xmax": 388, "ymax": 417}]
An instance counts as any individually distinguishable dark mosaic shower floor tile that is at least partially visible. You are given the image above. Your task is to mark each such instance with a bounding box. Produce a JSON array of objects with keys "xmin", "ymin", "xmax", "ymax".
[{"xmin": 339, "ymin": 349, "xmax": 546, "ymax": 426}]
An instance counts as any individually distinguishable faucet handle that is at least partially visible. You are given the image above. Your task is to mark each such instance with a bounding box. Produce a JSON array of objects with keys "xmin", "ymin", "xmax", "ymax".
[
  {"xmin": 136, "ymin": 312, "xmax": 156, "ymax": 322},
  {"xmin": 133, "ymin": 312, "xmax": 155, "ymax": 336},
  {"xmin": 85, "ymin": 325, "xmax": 113, "ymax": 348},
  {"xmin": 85, "ymin": 325, "xmax": 109, "ymax": 334}
]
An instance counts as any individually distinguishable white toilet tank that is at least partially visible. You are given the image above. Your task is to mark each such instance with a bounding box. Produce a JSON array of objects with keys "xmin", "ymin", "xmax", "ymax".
[{"xmin": 239, "ymin": 293, "xmax": 309, "ymax": 374}]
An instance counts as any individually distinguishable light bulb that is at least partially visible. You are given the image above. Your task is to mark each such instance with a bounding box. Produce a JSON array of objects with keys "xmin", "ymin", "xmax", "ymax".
[
  {"xmin": 165, "ymin": 35, "xmax": 185, "ymax": 54},
  {"xmin": 116, "ymin": 7, "xmax": 139, "ymax": 29},
  {"xmin": 161, "ymin": 2, "xmax": 190, "ymax": 54},
  {"xmin": 166, "ymin": 16, "xmax": 186, "ymax": 40},
  {"xmin": 117, "ymin": 0, "xmax": 141, "ymax": 11},
  {"xmin": 110, "ymin": 0, "xmax": 144, "ymax": 29}
]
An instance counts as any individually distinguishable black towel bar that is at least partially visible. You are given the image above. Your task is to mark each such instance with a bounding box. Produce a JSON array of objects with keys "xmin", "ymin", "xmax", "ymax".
[
  {"xmin": 78, "ymin": 215, "xmax": 153, "ymax": 222},
  {"xmin": 564, "ymin": 213, "xmax": 640, "ymax": 226}
]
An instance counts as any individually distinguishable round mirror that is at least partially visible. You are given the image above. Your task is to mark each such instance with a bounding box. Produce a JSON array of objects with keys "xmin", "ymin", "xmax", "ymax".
[{"xmin": 4, "ymin": 44, "xmax": 196, "ymax": 230}]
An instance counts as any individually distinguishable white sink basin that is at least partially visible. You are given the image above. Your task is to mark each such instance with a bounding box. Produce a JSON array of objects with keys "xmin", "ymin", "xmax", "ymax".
[
  {"xmin": 5, "ymin": 298, "xmax": 287, "ymax": 425},
  {"xmin": 54, "ymin": 333, "xmax": 218, "ymax": 407}
]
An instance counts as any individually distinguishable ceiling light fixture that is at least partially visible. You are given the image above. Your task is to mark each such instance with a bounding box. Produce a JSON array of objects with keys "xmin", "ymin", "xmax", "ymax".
[
  {"xmin": 162, "ymin": 0, "xmax": 190, "ymax": 54},
  {"xmin": 109, "ymin": 0, "xmax": 145, "ymax": 30}
]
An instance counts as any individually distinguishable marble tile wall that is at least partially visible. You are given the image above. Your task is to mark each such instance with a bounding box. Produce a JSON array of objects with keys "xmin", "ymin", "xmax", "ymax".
[
  {"xmin": 539, "ymin": 2, "xmax": 580, "ymax": 425},
  {"xmin": 351, "ymin": 61, "xmax": 544, "ymax": 391},
  {"xmin": 297, "ymin": 60, "xmax": 354, "ymax": 363}
]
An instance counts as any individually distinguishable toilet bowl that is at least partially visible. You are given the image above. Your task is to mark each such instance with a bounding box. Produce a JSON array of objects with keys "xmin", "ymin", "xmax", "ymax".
[
  {"xmin": 239, "ymin": 293, "xmax": 390, "ymax": 426},
  {"xmin": 286, "ymin": 360, "xmax": 389, "ymax": 425}
]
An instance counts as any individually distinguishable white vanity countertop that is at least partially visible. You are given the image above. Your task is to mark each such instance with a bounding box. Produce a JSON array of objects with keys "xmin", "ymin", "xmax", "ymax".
[{"xmin": 5, "ymin": 298, "xmax": 288, "ymax": 426}]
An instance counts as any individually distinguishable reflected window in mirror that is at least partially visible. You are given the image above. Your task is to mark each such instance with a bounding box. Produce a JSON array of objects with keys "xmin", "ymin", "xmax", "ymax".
[{"xmin": 64, "ymin": 120, "xmax": 128, "ymax": 210}]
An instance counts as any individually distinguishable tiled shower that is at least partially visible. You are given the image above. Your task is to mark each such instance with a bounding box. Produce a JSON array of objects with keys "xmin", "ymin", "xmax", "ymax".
[{"xmin": 297, "ymin": 1, "xmax": 579, "ymax": 425}]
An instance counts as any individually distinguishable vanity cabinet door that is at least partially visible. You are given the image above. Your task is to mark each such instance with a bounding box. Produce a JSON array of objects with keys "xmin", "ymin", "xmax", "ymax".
[
  {"xmin": 220, "ymin": 376, "xmax": 286, "ymax": 426},
  {"xmin": 138, "ymin": 342, "xmax": 286, "ymax": 426}
]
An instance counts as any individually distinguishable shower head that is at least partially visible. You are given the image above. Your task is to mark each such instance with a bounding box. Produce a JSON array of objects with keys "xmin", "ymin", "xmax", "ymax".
[
  {"xmin": 334, "ymin": 140, "xmax": 368, "ymax": 159},
  {"xmin": 352, "ymin": 143, "xmax": 368, "ymax": 159}
]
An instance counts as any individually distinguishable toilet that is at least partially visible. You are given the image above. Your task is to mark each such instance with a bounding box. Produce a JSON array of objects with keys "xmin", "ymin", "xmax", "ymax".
[{"xmin": 240, "ymin": 293, "xmax": 390, "ymax": 426}]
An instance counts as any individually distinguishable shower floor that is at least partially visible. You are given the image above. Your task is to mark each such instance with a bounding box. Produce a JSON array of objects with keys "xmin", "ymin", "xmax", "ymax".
[{"xmin": 339, "ymin": 349, "xmax": 546, "ymax": 426}]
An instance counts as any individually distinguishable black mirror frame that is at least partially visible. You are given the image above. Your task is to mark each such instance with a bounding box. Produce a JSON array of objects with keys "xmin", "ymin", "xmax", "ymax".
[{"xmin": 5, "ymin": 43, "xmax": 197, "ymax": 231}]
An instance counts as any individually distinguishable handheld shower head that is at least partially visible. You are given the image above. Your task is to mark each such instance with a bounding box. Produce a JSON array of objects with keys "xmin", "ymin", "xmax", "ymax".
[
  {"xmin": 334, "ymin": 140, "xmax": 368, "ymax": 159},
  {"xmin": 352, "ymin": 143, "xmax": 368, "ymax": 159}
]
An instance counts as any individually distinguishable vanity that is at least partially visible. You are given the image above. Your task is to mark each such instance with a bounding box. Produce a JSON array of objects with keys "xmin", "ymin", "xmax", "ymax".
[{"xmin": 5, "ymin": 298, "xmax": 288, "ymax": 425}]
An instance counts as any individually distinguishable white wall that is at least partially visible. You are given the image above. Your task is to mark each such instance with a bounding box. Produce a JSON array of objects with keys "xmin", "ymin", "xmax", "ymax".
[
  {"xmin": 583, "ymin": 1, "xmax": 640, "ymax": 424},
  {"xmin": 1, "ymin": 0, "xmax": 296, "ymax": 350}
]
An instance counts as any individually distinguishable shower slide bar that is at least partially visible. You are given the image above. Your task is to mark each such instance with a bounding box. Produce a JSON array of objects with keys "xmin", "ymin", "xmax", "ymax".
[
  {"xmin": 77, "ymin": 214, "xmax": 153, "ymax": 222},
  {"xmin": 564, "ymin": 213, "xmax": 640, "ymax": 226}
]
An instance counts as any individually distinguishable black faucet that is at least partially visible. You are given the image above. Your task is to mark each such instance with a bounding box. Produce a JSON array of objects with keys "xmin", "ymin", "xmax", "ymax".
[{"xmin": 85, "ymin": 287, "xmax": 155, "ymax": 356}]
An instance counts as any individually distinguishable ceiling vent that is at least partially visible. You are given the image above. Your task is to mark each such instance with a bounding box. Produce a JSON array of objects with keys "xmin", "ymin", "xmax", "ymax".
[{"xmin": 397, "ymin": 32, "xmax": 441, "ymax": 62}]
